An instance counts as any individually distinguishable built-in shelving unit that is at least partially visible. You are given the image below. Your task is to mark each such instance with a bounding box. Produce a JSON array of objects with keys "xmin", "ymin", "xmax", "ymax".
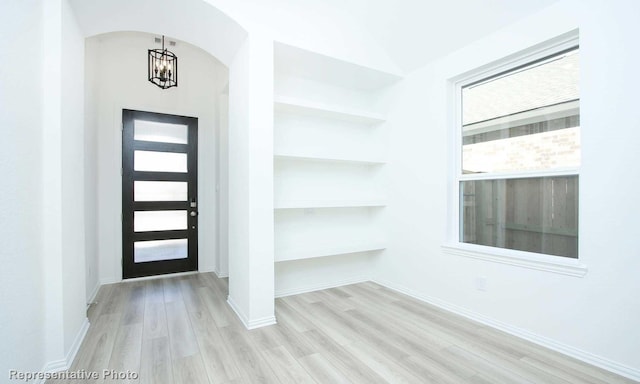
[{"xmin": 273, "ymin": 41, "xmax": 401, "ymax": 292}]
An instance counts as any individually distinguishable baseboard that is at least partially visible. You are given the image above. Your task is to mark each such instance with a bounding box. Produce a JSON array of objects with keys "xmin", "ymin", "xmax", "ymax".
[
  {"xmin": 247, "ymin": 315, "xmax": 277, "ymax": 329},
  {"xmin": 226, "ymin": 295, "xmax": 277, "ymax": 330},
  {"xmin": 41, "ymin": 359, "xmax": 67, "ymax": 377},
  {"xmin": 199, "ymin": 265, "xmax": 229, "ymax": 278},
  {"xmin": 100, "ymin": 277, "xmax": 120, "ymax": 286},
  {"xmin": 40, "ymin": 317, "xmax": 90, "ymax": 383},
  {"xmin": 275, "ymin": 275, "xmax": 370, "ymax": 298},
  {"xmin": 226, "ymin": 295, "xmax": 250, "ymax": 329},
  {"xmin": 198, "ymin": 265, "xmax": 216, "ymax": 273},
  {"xmin": 373, "ymin": 278, "xmax": 640, "ymax": 382},
  {"xmin": 87, "ymin": 282, "xmax": 100, "ymax": 306},
  {"xmin": 65, "ymin": 318, "xmax": 90, "ymax": 368},
  {"xmin": 214, "ymin": 270, "xmax": 229, "ymax": 278}
]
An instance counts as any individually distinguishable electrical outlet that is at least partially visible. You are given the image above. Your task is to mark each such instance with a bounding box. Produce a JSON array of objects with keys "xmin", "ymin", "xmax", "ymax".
[{"xmin": 475, "ymin": 276, "xmax": 487, "ymax": 291}]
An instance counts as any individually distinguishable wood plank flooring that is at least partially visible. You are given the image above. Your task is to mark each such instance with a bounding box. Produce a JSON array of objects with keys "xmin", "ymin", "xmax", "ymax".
[{"xmin": 48, "ymin": 273, "xmax": 636, "ymax": 383}]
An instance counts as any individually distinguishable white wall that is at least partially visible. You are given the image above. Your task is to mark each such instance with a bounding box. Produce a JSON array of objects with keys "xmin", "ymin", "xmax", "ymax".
[
  {"xmin": 377, "ymin": 0, "xmax": 640, "ymax": 378},
  {"xmin": 41, "ymin": 0, "xmax": 88, "ymax": 368},
  {"xmin": 41, "ymin": 0, "xmax": 65, "ymax": 365},
  {"xmin": 0, "ymin": 0, "xmax": 45, "ymax": 374},
  {"xmin": 84, "ymin": 14, "xmax": 99, "ymax": 302},
  {"xmin": 60, "ymin": 0, "xmax": 88, "ymax": 358},
  {"xmin": 227, "ymin": 34, "xmax": 275, "ymax": 328},
  {"xmin": 217, "ymin": 93, "xmax": 229, "ymax": 277},
  {"xmin": 1, "ymin": 0, "xmax": 87, "ymax": 372},
  {"xmin": 227, "ymin": 38, "xmax": 252, "ymax": 320},
  {"xmin": 86, "ymin": 32, "xmax": 228, "ymax": 284}
]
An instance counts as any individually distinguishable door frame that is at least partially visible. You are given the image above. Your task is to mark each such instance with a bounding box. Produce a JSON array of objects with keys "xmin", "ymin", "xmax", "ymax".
[{"xmin": 121, "ymin": 109, "xmax": 199, "ymax": 279}]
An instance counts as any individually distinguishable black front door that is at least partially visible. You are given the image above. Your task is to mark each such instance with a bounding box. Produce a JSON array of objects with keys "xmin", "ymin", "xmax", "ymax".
[{"xmin": 122, "ymin": 109, "xmax": 198, "ymax": 279}]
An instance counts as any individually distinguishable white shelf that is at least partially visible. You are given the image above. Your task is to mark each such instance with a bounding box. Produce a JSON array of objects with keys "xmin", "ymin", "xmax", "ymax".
[
  {"xmin": 274, "ymin": 95, "xmax": 385, "ymax": 124},
  {"xmin": 274, "ymin": 41, "xmax": 403, "ymax": 91},
  {"xmin": 274, "ymin": 199, "xmax": 386, "ymax": 209},
  {"xmin": 275, "ymin": 241, "xmax": 387, "ymax": 262},
  {"xmin": 274, "ymin": 153, "xmax": 385, "ymax": 165}
]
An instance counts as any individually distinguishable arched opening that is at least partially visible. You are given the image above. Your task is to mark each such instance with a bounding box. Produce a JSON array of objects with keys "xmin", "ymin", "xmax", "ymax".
[
  {"xmin": 83, "ymin": 30, "xmax": 229, "ymax": 285},
  {"xmin": 68, "ymin": 0, "xmax": 248, "ymax": 67},
  {"xmin": 67, "ymin": 0, "xmax": 248, "ymax": 292},
  {"xmin": 38, "ymin": 3, "xmax": 275, "ymax": 366}
]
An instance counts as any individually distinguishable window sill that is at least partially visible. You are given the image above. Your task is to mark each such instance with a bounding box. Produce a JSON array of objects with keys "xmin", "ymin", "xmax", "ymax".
[{"xmin": 441, "ymin": 243, "xmax": 588, "ymax": 277}]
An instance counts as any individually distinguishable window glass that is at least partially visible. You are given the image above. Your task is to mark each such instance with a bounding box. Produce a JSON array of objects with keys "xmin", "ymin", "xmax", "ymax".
[
  {"xmin": 459, "ymin": 47, "xmax": 580, "ymax": 258},
  {"xmin": 461, "ymin": 176, "xmax": 578, "ymax": 258},
  {"xmin": 462, "ymin": 49, "xmax": 580, "ymax": 174}
]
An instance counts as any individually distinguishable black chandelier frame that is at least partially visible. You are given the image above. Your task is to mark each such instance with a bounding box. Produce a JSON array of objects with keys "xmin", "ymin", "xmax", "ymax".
[{"xmin": 148, "ymin": 36, "xmax": 178, "ymax": 89}]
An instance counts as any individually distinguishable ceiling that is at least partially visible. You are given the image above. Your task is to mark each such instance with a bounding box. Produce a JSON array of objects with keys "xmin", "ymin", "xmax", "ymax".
[
  {"xmin": 70, "ymin": 0, "xmax": 561, "ymax": 74},
  {"xmin": 213, "ymin": 0, "xmax": 561, "ymax": 73}
]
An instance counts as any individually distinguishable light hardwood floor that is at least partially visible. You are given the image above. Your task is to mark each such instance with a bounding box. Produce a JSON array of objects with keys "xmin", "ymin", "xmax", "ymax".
[{"xmin": 49, "ymin": 273, "xmax": 636, "ymax": 383}]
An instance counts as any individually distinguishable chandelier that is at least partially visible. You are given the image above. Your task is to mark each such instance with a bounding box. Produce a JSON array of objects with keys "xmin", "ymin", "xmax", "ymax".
[{"xmin": 148, "ymin": 36, "xmax": 178, "ymax": 89}]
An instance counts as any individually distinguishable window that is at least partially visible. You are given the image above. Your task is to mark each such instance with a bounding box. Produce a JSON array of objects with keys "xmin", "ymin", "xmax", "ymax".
[{"xmin": 454, "ymin": 40, "xmax": 580, "ymax": 261}]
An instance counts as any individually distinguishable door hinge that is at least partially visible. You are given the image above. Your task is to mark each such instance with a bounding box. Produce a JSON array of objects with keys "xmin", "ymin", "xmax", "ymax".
[
  {"xmin": 121, "ymin": 123, "xmax": 124, "ymax": 131},
  {"xmin": 120, "ymin": 168, "xmax": 123, "ymax": 176}
]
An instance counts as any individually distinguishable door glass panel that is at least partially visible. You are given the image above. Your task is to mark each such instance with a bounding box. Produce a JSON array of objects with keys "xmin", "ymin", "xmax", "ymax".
[
  {"xmin": 134, "ymin": 120, "xmax": 188, "ymax": 144},
  {"xmin": 134, "ymin": 210, "xmax": 188, "ymax": 232},
  {"xmin": 134, "ymin": 150, "xmax": 187, "ymax": 173},
  {"xmin": 134, "ymin": 181, "xmax": 188, "ymax": 201},
  {"xmin": 134, "ymin": 239, "xmax": 188, "ymax": 263}
]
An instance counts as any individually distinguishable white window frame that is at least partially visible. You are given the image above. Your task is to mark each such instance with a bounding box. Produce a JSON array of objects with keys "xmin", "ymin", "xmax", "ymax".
[{"xmin": 443, "ymin": 31, "xmax": 588, "ymax": 277}]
